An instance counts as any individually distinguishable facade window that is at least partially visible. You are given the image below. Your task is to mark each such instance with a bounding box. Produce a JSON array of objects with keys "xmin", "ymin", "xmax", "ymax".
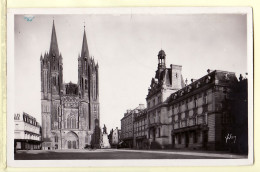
[
  {"xmin": 205, "ymin": 113, "xmax": 208, "ymax": 124},
  {"xmin": 158, "ymin": 128, "xmax": 161, "ymax": 137},
  {"xmin": 53, "ymin": 76, "xmax": 56, "ymax": 86},
  {"xmin": 186, "ymin": 100, "xmax": 189, "ymax": 110},
  {"xmin": 158, "ymin": 111, "xmax": 161, "ymax": 123},
  {"xmin": 158, "ymin": 96, "xmax": 161, "ymax": 103},
  {"xmin": 72, "ymin": 118, "xmax": 76, "ymax": 128},
  {"xmin": 93, "ymin": 75, "xmax": 96, "ymax": 99},
  {"xmin": 85, "ymin": 79, "xmax": 87, "ymax": 90},
  {"xmin": 194, "ymin": 132, "xmax": 197, "ymax": 143},
  {"xmin": 222, "ymin": 112, "xmax": 230, "ymax": 124},
  {"xmin": 55, "ymin": 135, "xmax": 58, "ymax": 142},
  {"xmin": 194, "ymin": 98, "xmax": 198, "ymax": 108},
  {"xmin": 67, "ymin": 119, "xmax": 70, "ymax": 129},
  {"xmin": 204, "ymin": 94, "xmax": 208, "ymax": 104},
  {"xmin": 178, "ymin": 134, "xmax": 181, "ymax": 144},
  {"xmin": 153, "ymin": 99, "xmax": 155, "ymax": 106}
]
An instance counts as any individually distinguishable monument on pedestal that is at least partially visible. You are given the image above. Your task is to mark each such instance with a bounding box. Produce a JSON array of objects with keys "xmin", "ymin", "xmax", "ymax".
[{"xmin": 100, "ymin": 124, "xmax": 111, "ymax": 148}]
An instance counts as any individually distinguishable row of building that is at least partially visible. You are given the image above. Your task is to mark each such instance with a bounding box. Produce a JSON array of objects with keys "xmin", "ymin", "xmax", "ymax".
[
  {"xmin": 120, "ymin": 50, "xmax": 248, "ymax": 153},
  {"xmin": 14, "ymin": 112, "xmax": 42, "ymax": 150},
  {"xmin": 108, "ymin": 127, "xmax": 121, "ymax": 147}
]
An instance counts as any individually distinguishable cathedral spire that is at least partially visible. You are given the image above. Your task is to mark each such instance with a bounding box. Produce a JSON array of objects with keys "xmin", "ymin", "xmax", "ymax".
[
  {"xmin": 49, "ymin": 20, "xmax": 59, "ymax": 57},
  {"xmin": 81, "ymin": 27, "xmax": 90, "ymax": 58}
]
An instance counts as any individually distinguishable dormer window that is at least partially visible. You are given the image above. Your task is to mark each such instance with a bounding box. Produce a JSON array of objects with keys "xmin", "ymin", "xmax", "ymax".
[
  {"xmin": 196, "ymin": 82, "xmax": 200, "ymax": 88},
  {"xmin": 187, "ymin": 85, "xmax": 192, "ymax": 92},
  {"xmin": 206, "ymin": 76, "xmax": 211, "ymax": 83},
  {"xmin": 224, "ymin": 73, "xmax": 230, "ymax": 80}
]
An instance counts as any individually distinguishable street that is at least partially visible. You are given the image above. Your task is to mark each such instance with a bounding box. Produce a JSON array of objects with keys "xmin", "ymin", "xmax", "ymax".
[{"xmin": 14, "ymin": 149, "xmax": 247, "ymax": 160}]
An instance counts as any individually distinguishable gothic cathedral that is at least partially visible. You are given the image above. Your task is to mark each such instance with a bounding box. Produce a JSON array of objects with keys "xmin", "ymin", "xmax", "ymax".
[{"xmin": 40, "ymin": 21, "xmax": 99, "ymax": 150}]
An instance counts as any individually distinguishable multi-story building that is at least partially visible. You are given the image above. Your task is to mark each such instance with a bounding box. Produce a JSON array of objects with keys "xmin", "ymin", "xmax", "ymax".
[
  {"xmin": 121, "ymin": 104, "xmax": 145, "ymax": 148},
  {"xmin": 229, "ymin": 76, "xmax": 248, "ymax": 154},
  {"xmin": 108, "ymin": 129, "xmax": 113, "ymax": 145},
  {"xmin": 112, "ymin": 127, "xmax": 121, "ymax": 145},
  {"xmin": 40, "ymin": 21, "xmax": 100, "ymax": 150},
  {"xmin": 14, "ymin": 112, "xmax": 42, "ymax": 150},
  {"xmin": 121, "ymin": 49, "xmax": 248, "ymax": 152},
  {"xmin": 133, "ymin": 109, "xmax": 148, "ymax": 149},
  {"xmin": 168, "ymin": 70, "xmax": 239, "ymax": 150},
  {"xmin": 146, "ymin": 50, "xmax": 184, "ymax": 149}
]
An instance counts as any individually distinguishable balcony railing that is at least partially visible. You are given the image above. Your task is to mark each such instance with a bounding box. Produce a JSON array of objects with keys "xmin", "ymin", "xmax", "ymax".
[{"xmin": 173, "ymin": 115, "xmax": 207, "ymax": 130}]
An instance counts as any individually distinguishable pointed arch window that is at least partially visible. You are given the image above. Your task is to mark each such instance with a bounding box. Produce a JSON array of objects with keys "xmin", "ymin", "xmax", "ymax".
[
  {"xmin": 81, "ymin": 77, "xmax": 84, "ymax": 89},
  {"xmin": 55, "ymin": 135, "xmax": 58, "ymax": 142},
  {"xmin": 58, "ymin": 76, "xmax": 60, "ymax": 87},
  {"xmin": 85, "ymin": 60, "xmax": 87, "ymax": 72},
  {"xmin": 85, "ymin": 79, "xmax": 88, "ymax": 90},
  {"xmin": 72, "ymin": 117, "xmax": 76, "ymax": 129},
  {"xmin": 93, "ymin": 74, "xmax": 96, "ymax": 99},
  {"xmin": 67, "ymin": 117, "xmax": 70, "ymax": 129}
]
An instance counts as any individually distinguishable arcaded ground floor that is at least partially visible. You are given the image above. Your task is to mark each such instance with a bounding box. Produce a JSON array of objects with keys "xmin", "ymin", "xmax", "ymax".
[
  {"xmin": 15, "ymin": 139, "xmax": 42, "ymax": 150},
  {"xmin": 14, "ymin": 149, "xmax": 246, "ymax": 160}
]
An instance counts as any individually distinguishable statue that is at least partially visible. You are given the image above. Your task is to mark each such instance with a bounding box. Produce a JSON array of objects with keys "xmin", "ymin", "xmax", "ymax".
[
  {"xmin": 100, "ymin": 124, "xmax": 111, "ymax": 148},
  {"xmin": 103, "ymin": 124, "xmax": 107, "ymax": 134}
]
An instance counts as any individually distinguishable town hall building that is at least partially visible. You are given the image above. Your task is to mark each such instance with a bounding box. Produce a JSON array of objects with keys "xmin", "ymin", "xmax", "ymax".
[{"xmin": 40, "ymin": 21, "xmax": 100, "ymax": 150}]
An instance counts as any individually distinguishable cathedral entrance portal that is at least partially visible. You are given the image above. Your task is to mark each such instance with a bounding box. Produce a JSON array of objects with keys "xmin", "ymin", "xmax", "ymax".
[{"xmin": 65, "ymin": 131, "xmax": 79, "ymax": 149}]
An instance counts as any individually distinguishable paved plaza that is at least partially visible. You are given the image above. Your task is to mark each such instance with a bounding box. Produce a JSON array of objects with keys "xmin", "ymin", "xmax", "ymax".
[{"xmin": 14, "ymin": 149, "xmax": 247, "ymax": 160}]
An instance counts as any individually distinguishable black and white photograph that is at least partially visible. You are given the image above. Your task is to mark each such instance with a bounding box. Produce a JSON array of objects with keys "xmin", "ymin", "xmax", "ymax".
[{"xmin": 7, "ymin": 7, "xmax": 253, "ymax": 167}]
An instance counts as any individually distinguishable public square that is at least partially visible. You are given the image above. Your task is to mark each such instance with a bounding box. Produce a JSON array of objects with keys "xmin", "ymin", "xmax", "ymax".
[{"xmin": 14, "ymin": 149, "xmax": 247, "ymax": 160}]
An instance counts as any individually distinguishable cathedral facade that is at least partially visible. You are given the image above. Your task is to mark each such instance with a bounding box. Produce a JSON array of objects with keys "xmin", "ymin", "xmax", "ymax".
[{"xmin": 40, "ymin": 21, "xmax": 99, "ymax": 150}]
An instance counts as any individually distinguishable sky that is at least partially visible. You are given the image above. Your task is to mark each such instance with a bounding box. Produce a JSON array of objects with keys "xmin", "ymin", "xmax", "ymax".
[{"xmin": 14, "ymin": 13, "xmax": 248, "ymax": 131}]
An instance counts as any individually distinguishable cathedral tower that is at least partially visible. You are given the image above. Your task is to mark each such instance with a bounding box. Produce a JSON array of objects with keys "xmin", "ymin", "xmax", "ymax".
[
  {"xmin": 41, "ymin": 21, "xmax": 99, "ymax": 150},
  {"xmin": 40, "ymin": 21, "xmax": 63, "ymax": 149},
  {"xmin": 78, "ymin": 27, "xmax": 100, "ymax": 134}
]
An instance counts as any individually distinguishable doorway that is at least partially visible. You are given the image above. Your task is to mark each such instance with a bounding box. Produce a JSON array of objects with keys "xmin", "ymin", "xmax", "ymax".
[
  {"xmin": 66, "ymin": 131, "xmax": 79, "ymax": 149},
  {"xmin": 185, "ymin": 132, "xmax": 189, "ymax": 148},
  {"xmin": 203, "ymin": 131, "xmax": 208, "ymax": 149}
]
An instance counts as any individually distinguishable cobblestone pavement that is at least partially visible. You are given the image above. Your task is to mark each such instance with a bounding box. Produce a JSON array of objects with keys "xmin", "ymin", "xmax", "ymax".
[{"xmin": 14, "ymin": 149, "xmax": 247, "ymax": 160}]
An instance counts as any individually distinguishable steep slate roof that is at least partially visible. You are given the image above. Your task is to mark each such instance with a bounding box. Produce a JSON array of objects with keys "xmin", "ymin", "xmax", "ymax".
[
  {"xmin": 81, "ymin": 29, "xmax": 90, "ymax": 58},
  {"xmin": 49, "ymin": 20, "xmax": 59, "ymax": 57}
]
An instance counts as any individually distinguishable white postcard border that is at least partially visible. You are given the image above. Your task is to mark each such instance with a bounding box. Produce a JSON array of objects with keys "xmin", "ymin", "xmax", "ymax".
[{"xmin": 6, "ymin": 7, "xmax": 253, "ymax": 167}]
